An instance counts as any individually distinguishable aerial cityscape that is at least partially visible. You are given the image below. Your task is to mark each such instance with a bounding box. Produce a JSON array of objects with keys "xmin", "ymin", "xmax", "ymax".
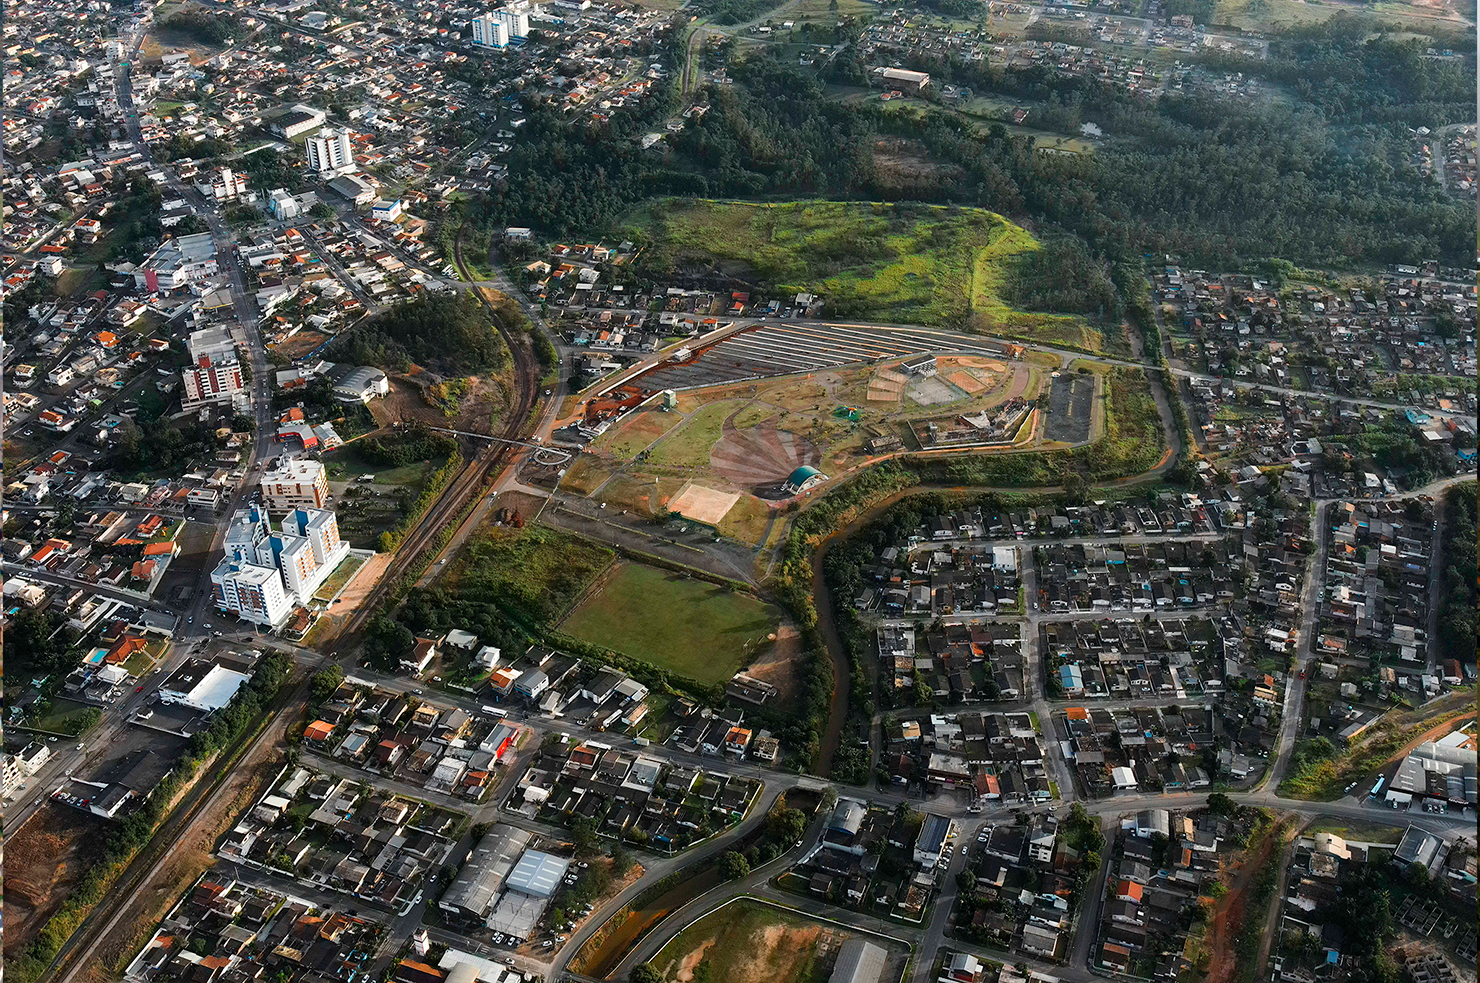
[{"xmin": 0, "ymin": 0, "xmax": 1474, "ymax": 982}]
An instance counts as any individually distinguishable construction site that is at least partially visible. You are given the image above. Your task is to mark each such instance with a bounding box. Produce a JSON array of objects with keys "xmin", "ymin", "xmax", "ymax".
[{"xmin": 545, "ymin": 320, "xmax": 1063, "ymax": 545}]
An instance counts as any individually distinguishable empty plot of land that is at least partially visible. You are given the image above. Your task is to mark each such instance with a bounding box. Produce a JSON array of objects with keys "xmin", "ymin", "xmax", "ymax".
[
  {"xmin": 653, "ymin": 901, "xmax": 825, "ymax": 983},
  {"xmin": 559, "ymin": 562, "xmax": 782, "ymax": 686},
  {"xmin": 1045, "ymin": 373, "xmax": 1095, "ymax": 443},
  {"xmin": 668, "ymin": 482, "xmax": 742, "ymax": 525}
]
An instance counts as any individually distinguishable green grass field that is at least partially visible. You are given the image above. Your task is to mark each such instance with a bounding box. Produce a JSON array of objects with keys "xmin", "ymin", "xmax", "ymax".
[
  {"xmin": 312, "ymin": 552, "xmax": 367, "ymax": 602},
  {"xmin": 322, "ymin": 444, "xmax": 447, "ymax": 487},
  {"xmin": 625, "ymin": 199, "xmax": 1101, "ymax": 349},
  {"xmin": 560, "ymin": 562, "xmax": 781, "ymax": 685},
  {"xmin": 645, "ymin": 400, "xmax": 741, "ymax": 467}
]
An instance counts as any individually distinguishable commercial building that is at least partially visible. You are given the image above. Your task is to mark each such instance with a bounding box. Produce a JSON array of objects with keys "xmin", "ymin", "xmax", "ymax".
[
  {"xmin": 134, "ymin": 232, "xmax": 218, "ymax": 293},
  {"xmin": 306, "ymin": 127, "xmax": 355, "ymax": 174},
  {"xmin": 829, "ymin": 939, "xmax": 886, "ymax": 983},
  {"xmin": 485, "ymin": 849, "xmax": 570, "ymax": 939},
  {"xmin": 913, "ymin": 812, "xmax": 951, "ymax": 867},
  {"xmin": 273, "ymin": 104, "xmax": 326, "ymax": 138},
  {"xmin": 328, "ymin": 363, "xmax": 390, "ymax": 403},
  {"xmin": 157, "ymin": 658, "xmax": 253, "ymax": 712},
  {"xmin": 873, "ymin": 67, "xmax": 931, "ymax": 91},
  {"xmin": 181, "ymin": 326, "xmax": 245, "ymax": 412},
  {"xmin": 439, "ymin": 824, "xmax": 532, "ymax": 923},
  {"xmin": 260, "ymin": 459, "xmax": 329, "ymax": 510}
]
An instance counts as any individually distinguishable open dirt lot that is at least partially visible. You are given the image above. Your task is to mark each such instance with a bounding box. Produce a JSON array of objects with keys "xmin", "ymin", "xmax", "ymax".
[
  {"xmin": 4, "ymin": 806, "xmax": 103, "ymax": 957},
  {"xmin": 668, "ymin": 481, "xmax": 742, "ymax": 525},
  {"xmin": 654, "ymin": 901, "xmax": 825, "ymax": 983}
]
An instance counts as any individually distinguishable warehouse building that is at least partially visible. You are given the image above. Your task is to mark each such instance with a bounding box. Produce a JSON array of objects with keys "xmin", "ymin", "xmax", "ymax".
[
  {"xmin": 485, "ymin": 849, "xmax": 570, "ymax": 940},
  {"xmin": 439, "ymin": 825, "xmax": 532, "ymax": 924}
]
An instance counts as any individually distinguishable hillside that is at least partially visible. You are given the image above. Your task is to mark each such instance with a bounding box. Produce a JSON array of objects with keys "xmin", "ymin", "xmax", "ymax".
[{"xmin": 624, "ymin": 198, "xmax": 1106, "ymax": 351}]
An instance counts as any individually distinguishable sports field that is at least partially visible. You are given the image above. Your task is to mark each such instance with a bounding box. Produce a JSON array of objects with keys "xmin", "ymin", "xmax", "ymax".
[{"xmin": 559, "ymin": 562, "xmax": 782, "ymax": 685}]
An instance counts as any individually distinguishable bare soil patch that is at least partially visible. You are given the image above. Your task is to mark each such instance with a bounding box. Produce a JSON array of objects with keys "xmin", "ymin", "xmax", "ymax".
[
  {"xmin": 3, "ymin": 806, "xmax": 101, "ymax": 956},
  {"xmin": 738, "ymin": 623, "xmax": 804, "ymax": 710}
]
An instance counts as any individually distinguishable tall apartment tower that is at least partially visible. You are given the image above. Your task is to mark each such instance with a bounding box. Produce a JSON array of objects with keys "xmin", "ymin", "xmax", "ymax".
[
  {"xmin": 472, "ymin": 12, "xmax": 509, "ymax": 47},
  {"xmin": 305, "ymin": 127, "xmax": 355, "ymax": 174}
]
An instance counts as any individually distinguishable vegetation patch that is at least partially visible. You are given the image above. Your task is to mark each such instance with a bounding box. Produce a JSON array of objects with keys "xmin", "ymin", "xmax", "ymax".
[
  {"xmin": 454, "ymin": 525, "xmax": 615, "ymax": 625},
  {"xmin": 1278, "ymin": 694, "xmax": 1477, "ymax": 799},
  {"xmin": 329, "ymin": 292, "xmax": 508, "ymax": 377},
  {"xmin": 559, "ymin": 561, "xmax": 782, "ymax": 686},
  {"xmin": 626, "ymin": 199, "xmax": 1102, "ymax": 346},
  {"xmin": 648, "ymin": 899, "xmax": 826, "ymax": 983}
]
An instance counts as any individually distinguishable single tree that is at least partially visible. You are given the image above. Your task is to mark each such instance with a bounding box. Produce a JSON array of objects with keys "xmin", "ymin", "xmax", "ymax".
[{"xmin": 718, "ymin": 851, "xmax": 750, "ymax": 880}]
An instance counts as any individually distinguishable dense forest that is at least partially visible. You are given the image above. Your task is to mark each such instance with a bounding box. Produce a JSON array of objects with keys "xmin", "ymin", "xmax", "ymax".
[
  {"xmin": 159, "ymin": 8, "xmax": 247, "ymax": 45},
  {"xmin": 468, "ymin": 17, "xmax": 1473, "ymax": 280},
  {"xmin": 329, "ymin": 292, "xmax": 506, "ymax": 376}
]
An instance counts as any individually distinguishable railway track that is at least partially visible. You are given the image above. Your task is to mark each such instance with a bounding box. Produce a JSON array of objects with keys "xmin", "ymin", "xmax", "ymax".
[
  {"xmin": 332, "ymin": 234, "xmax": 540, "ymax": 649},
  {"xmin": 44, "ymin": 673, "xmax": 316, "ymax": 983},
  {"xmin": 38, "ymin": 238, "xmax": 539, "ymax": 983}
]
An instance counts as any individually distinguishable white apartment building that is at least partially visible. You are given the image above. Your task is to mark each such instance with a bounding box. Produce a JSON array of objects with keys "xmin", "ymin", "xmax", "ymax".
[
  {"xmin": 210, "ymin": 505, "xmax": 351, "ymax": 626},
  {"xmin": 282, "ymin": 507, "xmax": 346, "ymax": 568},
  {"xmin": 472, "ymin": 12, "xmax": 509, "ymax": 47},
  {"xmin": 181, "ymin": 325, "xmax": 246, "ymax": 412},
  {"xmin": 305, "ymin": 127, "xmax": 355, "ymax": 174},
  {"xmin": 205, "ymin": 166, "xmax": 249, "ymax": 201},
  {"xmin": 259, "ymin": 459, "xmax": 329, "ymax": 510},
  {"xmin": 495, "ymin": 5, "xmax": 530, "ymax": 38}
]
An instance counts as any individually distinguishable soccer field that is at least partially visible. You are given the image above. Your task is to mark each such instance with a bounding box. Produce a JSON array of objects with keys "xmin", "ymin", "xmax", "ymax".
[{"xmin": 560, "ymin": 562, "xmax": 781, "ymax": 686}]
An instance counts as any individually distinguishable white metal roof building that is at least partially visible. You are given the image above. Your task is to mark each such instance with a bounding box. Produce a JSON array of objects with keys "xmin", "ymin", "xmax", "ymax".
[
  {"xmin": 829, "ymin": 939, "xmax": 886, "ymax": 983},
  {"xmin": 483, "ymin": 849, "xmax": 572, "ymax": 940},
  {"xmin": 505, "ymin": 850, "xmax": 569, "ymax": 898}
]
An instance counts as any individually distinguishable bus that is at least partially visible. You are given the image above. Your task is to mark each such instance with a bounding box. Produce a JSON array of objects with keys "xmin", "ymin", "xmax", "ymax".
[
  {"xmin": 480, "ymin": 706, "xmax": 507, "ymax": 721},
  {"xmin": 1369, "ymin": 776, "xmax": 1385, "ymax": 799}
]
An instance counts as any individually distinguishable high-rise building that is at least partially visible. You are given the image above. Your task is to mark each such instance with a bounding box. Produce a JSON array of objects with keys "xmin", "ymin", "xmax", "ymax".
[
  {"xmin": 207, "ymin": 166, "xmax": 249, "ymax": 201},
  {"xmin": 472, "ymin": 12, "xmax": 509, "ymax": 47},
  {"xmin": 305, "ymin": 127, "xmax": 355, "ymax": 174},
  {"xmin": 181, "ymin": 325, "xmax": 245, "ymax": 412},
  {"xmin": 211, "ymin": 505, "xmax": 352, "ymax": 626},
  {"xmin": 282, "ymin": 507, "xmax": 344, "ymax": 566},
  {"xmin": 494, "ymin": 5, "xmax": 530, "ymax": 38},
  {"xmin": 259, "ymin": 459, "xmax": 330, "ymax": 511},
  {"xmin": 212, "ymin": 557, "xmax": 293, "ymax": 626}
]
